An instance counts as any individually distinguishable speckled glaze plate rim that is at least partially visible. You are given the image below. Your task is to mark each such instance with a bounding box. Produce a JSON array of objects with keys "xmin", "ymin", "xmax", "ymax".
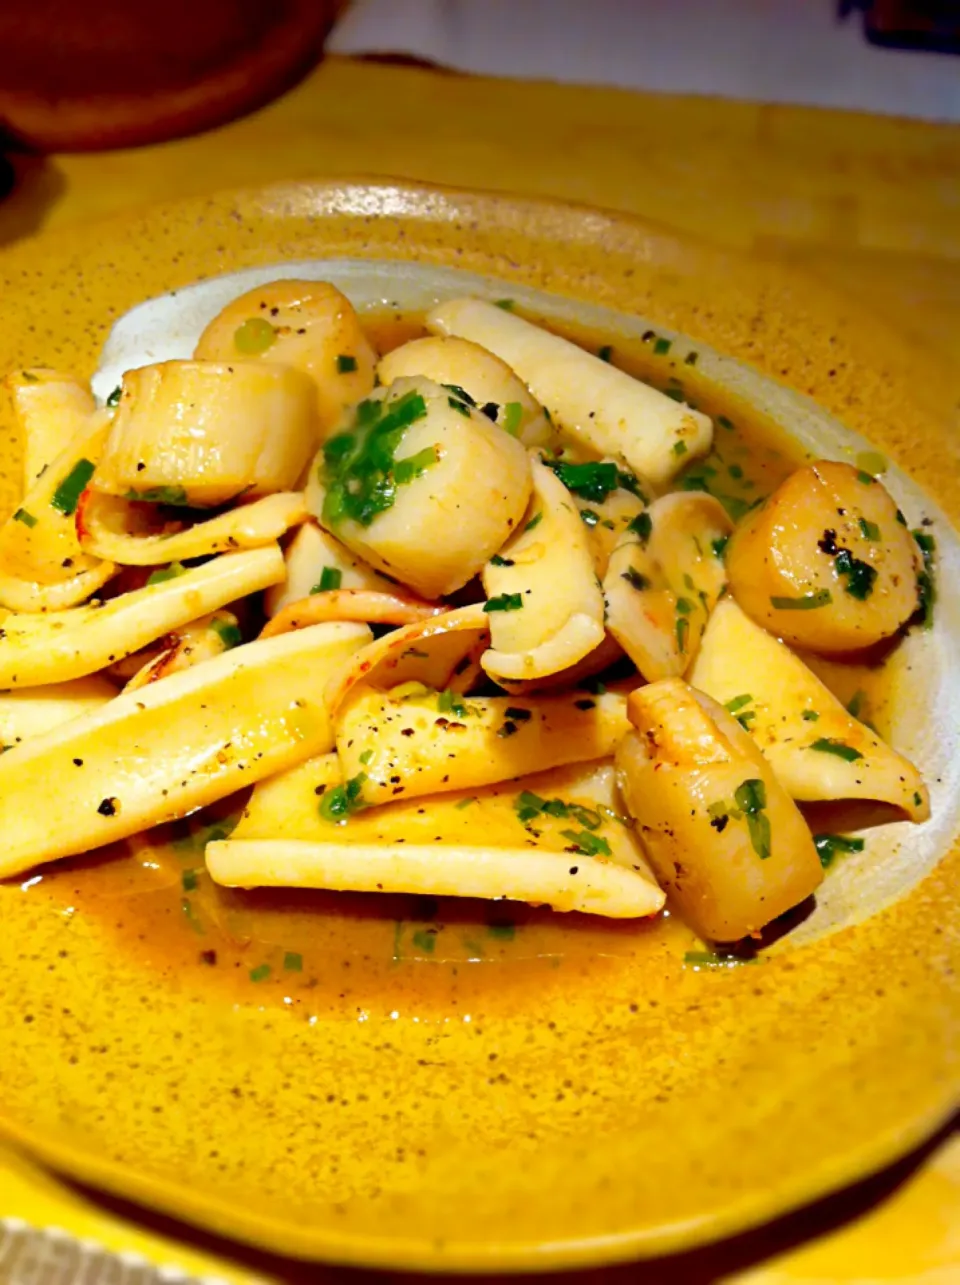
[{"xmin": 0, "ymin": 179, "xmax": 957, "ymax": 1273}]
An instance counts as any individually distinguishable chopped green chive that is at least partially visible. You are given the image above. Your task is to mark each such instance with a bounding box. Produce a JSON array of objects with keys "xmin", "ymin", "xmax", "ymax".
[
  {"xmin": 672, "ymin": 440, "xmax": 688, "ymax": 457},
  {"xmin": 489, "ymin": 554, "xmax": 513, "ymax": 567},
  {"xmin": 683, "ymin": 950, "xmax": 758, "ymax": 969},
  {"xmin": 233, "ymin": 317, "xmax": 276, "ymax": 355},
  {"xmin": 801, "ymin": 709, "xmax": 820, "ymax": 722},
  {"xmin": 770, "ymin": 590, "xmax": 833, "ymax": 610},
  {"xmin": 675, "ymin": 597, "xmax": 694, "ymax": 615},
  {"xmin": 718, "ymin": 415, "xmax": 735, "ymax": 431},
  {"xmin": 284, "ymin": 951, "xmax": 303, "ymax": 971},
  {"xmin": 393, "ymin": 444, "xmax": 439, "ymax": 486},
  {"xmin": 454, "ymin": 796, "xmax": 477, "ymax": 810},
  {"xmin": 502, "ymin": 401, "xmax": 523, "ymax": 436},
  {"xmin": 813, "ymin": 833, "xmax": 864, "ymax": 869},
  {"xmin": 913, "ymin": 530, "xmax": 936, "ymax": 630},
  {"xmin": 146, "ymin": 561, "xmax": 187, "ymax": 586},
  {"xmin": 319, "ymin": 772, "xmax": 367, "ymax": 823},
  {"xmin": 312, "ymin": 565, "xmax": 343, "ymax": 593},
  {"xmin": 859, "ymin": 517, "xmax": 880, "ymax": 541},
  {"xmin": 524, "ymin": 510, "xmax": 543, "ymax": 533},
  {"xmin": 437, "ymin": 689, "xmax": 469, "ymax": 718},
  {"xmin": 124, "ymin": 485, "xmax": 190, "ymax": 505},
  {"xmin": 846, "ymin": 690, "xmax": 866, "ymax": 719},
  {"xmin": 561, "ymin": 829, "xmax": 611, "ymax": 857},
  {"xmin": 411, "ymin": 929, "xmax": 436, "ymax": 953},
  {"xmin": 621, "ymin": 567, "xmax": 650, "ymax": 591},
  {"xmin": 12, "ymin": 507, "xmax": 37, "ymax": 528},
  {"xmin": 336, "ymin": 354, "xmax": 358, "ymax": 374},
  {"xmin": 653, "ymin": 337, "xmax": 672, "ymax": 355},
  {"xmin": 359, "ymin": 748, "xmax": 374, "ymax": 765},
  {"xmin": 856, "ymin": 470, "xmax": 876, "ymax": 485},
  {"xmin": 711, "ymin": 535, "xmax": 729, "ymax": 559},
  {"xmin": 724, "ymin": 694, "xmax": 753, "ymax": 714},
  {"xmin": 598, "ymin": 344, "xmax": 613, "ymax": 362},
  {"xmin": 249, "ymin": 963, "xmax": 271, "ymax": 982},
  {"xmin": 809, "ymin": 738, "xmax": 862, "ymax": 762},
  {"xmin": 181, "ymin": 868, "xmax": 199, "ymax": 892},
  {"xmin": 579, "ymin": 508, "xmax": 600, "ymax": 528},
  {"xmin": 543, "ymin": 459, "xmax": 620, "ymax": 503},
  {"xmin": 210, "ymin": 617, "xmax": 242, "ymax": 649},
  {"xmin": 484, "ymin": 593, "xmax": 524, "ymax": 613},
  {"xmin": 627, "ymin": 511, "xmax": 652, "ymax": 543},
  {"xmin": 734, "ymin": 778, "xmax": 771, "ymax": 859},
  {"xmin": 494, "ymin": 298, "xmax": 515, "ymax": 311},
  {"xmin": 675, "ymin": 616, "xmax": 689, "ymax": 652},
  {"xmin": 834, "ymin": 549, "xmax": 876, "ymax": 600},
  {"xmin": 106, "ymin": 385, "xmax": 122, "ymax": 407},
  {"xmin": 447, "ymin": 396, "xmax": 471, "ymax": 417}
]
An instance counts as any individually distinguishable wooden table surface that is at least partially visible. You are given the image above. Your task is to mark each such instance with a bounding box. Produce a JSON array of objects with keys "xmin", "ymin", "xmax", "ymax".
[{"xmin": 0, "ymin": 54, "xmax": 957, "ymax": 1284}]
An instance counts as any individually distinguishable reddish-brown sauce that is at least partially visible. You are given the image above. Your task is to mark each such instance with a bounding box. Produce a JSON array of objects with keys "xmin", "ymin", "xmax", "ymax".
[{"xmin": 12, "ymin": 309, "xmax": 902, "ymax": 1017}]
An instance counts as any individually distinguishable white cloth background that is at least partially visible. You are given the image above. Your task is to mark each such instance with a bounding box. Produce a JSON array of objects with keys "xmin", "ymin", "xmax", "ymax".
[{"xmin": 329, "ymin": 0, "xmax": 960, "ymax": 121}]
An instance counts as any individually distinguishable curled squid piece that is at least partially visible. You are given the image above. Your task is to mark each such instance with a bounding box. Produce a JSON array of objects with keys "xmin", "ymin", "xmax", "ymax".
[
  {"xmin": 76, "ymin": 489, "xmax": 307, "ymax": 566},
  {"xmin": 5, "ymin": 368, "xmax": 96, "ymax": 490},
  {"xmin": 481, "ymin": 455, "xmax": 605, "ymax": 683},
  {"xmin": 0, "ymin": 676, "xmax": 116, "ymax": 751},
  {"xmin": 0, "ymin": 410, "xmax": 116, "ymax": 611},
  {"xmin": 262, "ymin": 589, "xmax": 443, "ymax": 639},
  {"xmin": 427, "ymin": 298, "xmax": 712, "ymax": 487},
  {"xmin": 0, "ymin": 545, "xmax": 284, "ymax": 687},
  {"xmin": 377, "ymin": 335, "xmax": 552, "ymax": 447},
  {"xmin": 123, "ymin": 610, "xmax": 243, "ymax": 692},
  {"xmin": 335, "ymin": 681, "xmax": 630, "ymax": 805},
  {"xmin": 307, "ymin": 376, "xmax": 531, "ymax": 598},
  {"xmin": 725, "ymin": 461, "xmax": 921, "ymax": 652},
  {"xmin": 209, "ymin": 760, "xmax": 664, "ymax": 919},
  {"xmin": 603, "ymin": 492, "xmax": 731, "ymax": 680},
  {"xmin": 92, "ymin": 360, "xmax": 318, "ymax": 507},
  {"xmin": 326, "ymin": 603, "xmax": 490, "ymax": 712},
  {"xmin": 690, "ymin": 596, "xmax": 928, "ymax": 820},
  {"xmin": 264, "ymin": 520, "xmax": 394, "ymax": 617},
  {"xmin": 0, "ymin": 620, "xmax": 370, "ymax": 877},
  {"xmin": 194, "ymin": 279, "xmax": 377, "ymax": 432},
  {"xmin": 617, "ymin": 679, "xmax": 823, "ymax": 941}
]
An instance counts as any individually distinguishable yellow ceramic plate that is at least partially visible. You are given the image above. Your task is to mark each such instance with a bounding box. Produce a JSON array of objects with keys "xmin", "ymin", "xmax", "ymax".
[{"xmin": 0, "ymin": 181, "xmax": 957, "ymax": 1273}]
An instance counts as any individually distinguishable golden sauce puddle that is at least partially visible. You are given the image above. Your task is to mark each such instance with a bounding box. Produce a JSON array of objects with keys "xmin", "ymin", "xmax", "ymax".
[{"xmin": 4, "ymin": 310, "xmax": 905, "ymax": 1020}]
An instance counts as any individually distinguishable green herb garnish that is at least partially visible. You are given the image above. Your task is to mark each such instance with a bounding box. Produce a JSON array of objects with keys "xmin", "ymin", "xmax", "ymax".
[
  {"xmin": 809, "ymin": 738, "xmax": 862, "ymax": 762},
  {"xmin": 233, "ymin": 317, "xmax": 276, "ymax": 355},
  {"xmin": 672, "ymin": 440, "xmax": 688, "ymax": 457},
  {"xmin": 524, "ymin": 510, "xmax": 543, "ymax": 533},
  {"xmin": 561, "ymin": 829, "xmax": 611, "ymax": 857},
  {"xmin": 146, "ymin": 561, "xmax": 187, "ymax": 586},
  {"xmin": 770, "ymin": 590, "xmax": 833, "ymax": 610},
  {"xmin": 211, "ymin": 617, "xmax": 242, "ymax": 649},
  {"xmin": 675, "ymin": 616, "xmax": 689, "ymax": 652},
  {"xmin": 312, "ymin": 565, "xmax": 343, "ymax": 593},
  {"xmin": 801, "ymin": 709, "xmax": 820, "ymax": 722},
  {"xmin": 711, "ymin": 535, "xmax": 729, "ymax": 559},
  {"xmin": 598, "ymin": 344, "xmax": 613, "ymax": 362},
  {"xmin": 502, "ymin": 401, "xmax": 523, "ymax": 436},
  {"xmin": 106, "ymin": 385, "xmax": 122, "ymax": 407},
  {"xmin": 12, "ymin": 507, "xmax": 37, "ymax": 528},
  {"xmin": 284, "ymin": 951, "xmax": 303, "ymax": 971},
  {"xmin": 494, "ymin": 298, "xmax": 515, "ymax": 311},
  {"xmin": 411, "ymin": 929, "xmax": 436, "ymax": 954},
  {"xmin": 846, "ymin": 690, "xmax": 866, "ymax": 719},
  {"xmin": 724, "ymin": 694, "xmax": 753, "ymax": 714},
  {"xmin": 544, "ymin": 459, "xmax": 619, "ymax": 503},
  {"xmin": 579, "ymin": 508, "xmax": 600, "ymax": 528},
  {"xmin": 321, "ymin": 391, "xmax": 431, "ymax": 527},
  {"xmin": 627, "ymin": 511, "xmax": 652, "ymax": 543},
  {"xmin": 621, "ymin": 567, "xmax": 650, "ymax": 591},
  {"xmin": 834, "ymin": 548, "xmax": 876, "ymax": 600},
  {"xmin": 484, "ymin": 593, "xmax": 524, "ymax": 613},
  {"xmin": 181, "ymin": 868, "xmax": 199, "ymax": 891},
  {"xmin": 249, "ymin": 963, "xmax": 271, "ymax": 982},
  {"xmin": 488, "ymin": 922, "xmax": 516, "ymax": 940},
  {"xmin": 336, "ymin": 354, "xmax": 358, "ymax": 374},
  {"xmin": 913, "ymin": 529, "xmax": 936, "ymax": 629},
  {"xmin": 124, "ymin": 485, "xmax": 190, "ymax": 505},
  {"xmin": 813, "ymin": 833, "xmax": 864, "ymax": 869},
  {"xmin": 653, "ymin": 337, "xmax": 672, "ymax": 355},
  {"xmin": 734, "ymin": 777, "xmax": 771, "ymax": 860},
  {"xmin": 51, "ymin": 457, "xmax": 96, "ymax": 516},
  {"xmin": 859, "ymin": 518, "xmax": 880, "ymax": 541},
  {"xmin": 319, "ymin": 772, "xmax": 367, "ymax": 823}
]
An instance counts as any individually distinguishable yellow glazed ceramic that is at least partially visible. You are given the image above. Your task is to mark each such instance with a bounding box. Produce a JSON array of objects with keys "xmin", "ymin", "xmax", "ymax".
[{"xmin": 0, "ymin": 181, "xmax": 957, "ymax": 1272}]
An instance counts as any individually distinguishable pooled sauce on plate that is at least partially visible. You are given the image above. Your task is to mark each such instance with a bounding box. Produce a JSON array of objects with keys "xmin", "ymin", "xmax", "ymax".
[{"xmin": 6, "ymin": 311, "xmax": 903, "ymax": 1019}]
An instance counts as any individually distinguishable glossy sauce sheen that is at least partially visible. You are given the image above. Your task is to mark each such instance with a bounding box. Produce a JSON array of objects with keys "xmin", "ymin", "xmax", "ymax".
[{"xmin": 5, "ymin": 311, "xmax": 902, "ymax": 1018}]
